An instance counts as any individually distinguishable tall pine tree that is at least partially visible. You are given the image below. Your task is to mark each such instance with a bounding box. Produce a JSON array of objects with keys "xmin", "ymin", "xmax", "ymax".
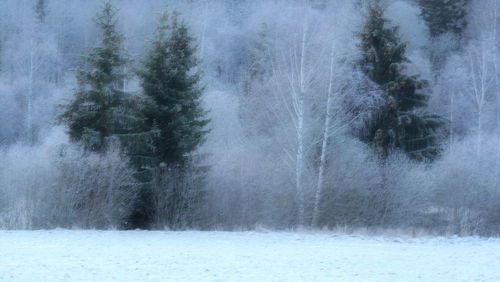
[
  {"xmin": 138, "ymin": 12, "xmax": 209, "ymax": 167},
  {"xmin": 358, "ymin": 1, "xmax": 445, "ymax": 161},
  {"xmin": 60, "ymin": 2, "xmax": 144, "ymax": 154},
  {"xmin": 135, "ymin": 11, "xmax": 209, "ymax": 229},
  {"xmin": 417, "ymin": 0, "xmax": 469, "ymax": 70},
  {"xmin": 61, "ymin": 3, "xmax": 156, "ymax": 229},
  {"xmin": 239, "ymin": 22, "xmax": 273, "ymax": 137},
  {"xmin": 417, "ymin": 0, "xmax": 469, "ymax": 37},
  {"xmin": 35, "ymin": 0, "xmax": 48, "ymax": 23}
]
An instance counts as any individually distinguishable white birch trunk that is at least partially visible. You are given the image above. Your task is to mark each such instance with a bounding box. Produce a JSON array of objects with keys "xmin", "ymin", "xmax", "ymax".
[
  {"xmin": 312, "ymin": 39, "xmax": 335, "ymax": 227},
  {"xmin": 27, "ymin": 47, "xmax": 35, "ymax": 144},
  {"xmin": 467, "ymin": 46, "xmax": 487, "ymax": 156},
  {"xmin": 295, "ymin": 19, "xmax": 308, "ymax": 226}
]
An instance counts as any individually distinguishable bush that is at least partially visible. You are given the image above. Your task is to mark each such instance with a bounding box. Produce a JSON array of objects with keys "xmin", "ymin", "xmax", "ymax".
[{"xmin": 0, "ymin": 132, "xmax": 138, "ymax": 229}]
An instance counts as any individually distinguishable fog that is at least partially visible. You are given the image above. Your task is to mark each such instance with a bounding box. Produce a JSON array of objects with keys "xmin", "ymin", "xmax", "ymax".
[{"xmin": 0, "ymin": 0, "xmax": 498, "ymax": 236}]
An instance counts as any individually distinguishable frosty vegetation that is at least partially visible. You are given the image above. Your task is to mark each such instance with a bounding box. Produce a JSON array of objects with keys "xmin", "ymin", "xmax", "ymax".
[{"xmin": 0, "ymin": 0, "xmax": 499, "ymax": 236}]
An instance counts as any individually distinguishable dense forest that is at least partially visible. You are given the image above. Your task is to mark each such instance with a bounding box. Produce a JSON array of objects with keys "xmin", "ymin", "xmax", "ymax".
[{"xmin": 0, "ymin": 0, "xmax": 499, "ymax": 236}]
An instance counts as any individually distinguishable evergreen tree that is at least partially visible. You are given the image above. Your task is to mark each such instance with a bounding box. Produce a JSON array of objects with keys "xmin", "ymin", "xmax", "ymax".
[
  {"xmin": 246, "ymin": 23, "xmax": 271, "ymax": 82},
  {"xmin": 35, "ymin": 0, "xmax": 48, "ymax": 23},
  {"xmin": 358, "ymin": 1, "xmax": 445, "ymax": 161},
  {"xmin": 135, "ymin": 11, "xmax": 209, "ymax": 228},
  {"xmin": 138, "ymin": 12, "xmax": 209, "ymax": 167},
  {"xmin": 417, "ymin": 0, "xmax": 469, "ymax": 37},
  {"xmin": 239, "ymin": 22, "xmax": 273, "ymax": 136},
  {"xmin": 60, "ymin": 3, "xmax": 157, "ymax": 229},
  {"xmin": 417, "ymin": 0, "xmax": 469, "ymax": 70},
  {"xmin": 60, "ymin": 2, "xmax": 142, "ymax": 154}
]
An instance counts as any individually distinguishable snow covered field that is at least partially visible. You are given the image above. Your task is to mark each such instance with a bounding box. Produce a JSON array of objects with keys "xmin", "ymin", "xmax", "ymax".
[{"xmin": 0, "ymin": 230, "xmax": 498, "ymax": 281}]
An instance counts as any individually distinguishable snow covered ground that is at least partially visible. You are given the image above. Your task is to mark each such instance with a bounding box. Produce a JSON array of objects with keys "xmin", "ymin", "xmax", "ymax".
[{"xmin": 0, "ymin": 230, "xmax": 498, "ymax": 281}]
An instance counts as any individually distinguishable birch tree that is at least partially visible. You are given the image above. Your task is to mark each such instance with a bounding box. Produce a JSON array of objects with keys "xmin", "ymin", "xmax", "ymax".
[
  {"xmin": 451, "ymin": 0, "xmax": 500, "ymax": 155},
  {"xmin": 242, "ymin": 6, "xmax": 321, "ymax": 226},
  {"xmin": 268, "ymin": 11, "xmax": 322, "ymax": 226}
]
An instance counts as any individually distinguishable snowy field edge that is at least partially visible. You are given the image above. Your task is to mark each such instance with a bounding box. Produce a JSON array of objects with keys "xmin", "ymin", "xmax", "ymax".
[{"xmin": 0, "ymin": 230, "xmax": 499, "ymax": 281}]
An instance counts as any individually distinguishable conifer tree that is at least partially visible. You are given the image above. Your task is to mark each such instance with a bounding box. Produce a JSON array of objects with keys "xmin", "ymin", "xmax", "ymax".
[
  {"xmin": 35, "ymin": 0, "xmax": 48, "ymax": 23},
  {"xmin": 417, "ymin": 0, "xmax": 469, "ymax": 37},
  {"xmin": 417, "ymin": 0, "xmax": 469, "ymax": 70},
  {"xmin": 358, "ymin": 1, "xmax": 445, "ymax": 161},
  {"xmin": 60, "ymin": 2, "xmax": 144, "ymax": 154},
  {"xmin": 138, "ymin": 12, "xmax": 209, "ymax": 167},
  {"xmin": 60, "ymin": 3, "xmax": 158, "ymax": 229},
  {"xmin": 136, "ymin": 11, "xmax": 209, "ymax": 228},
  {"xmin": 247, "ymin": 23, "xmax": 271, "ymax": 83},
  {"xmin": 240, "ymin": 22, "xmax": 273, "ymax": 136}
]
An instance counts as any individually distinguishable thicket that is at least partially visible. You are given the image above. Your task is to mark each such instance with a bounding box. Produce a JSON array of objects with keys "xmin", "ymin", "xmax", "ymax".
[{"xmin": 0, "ymin": 0, "xmax": 498, "ymax": 236}]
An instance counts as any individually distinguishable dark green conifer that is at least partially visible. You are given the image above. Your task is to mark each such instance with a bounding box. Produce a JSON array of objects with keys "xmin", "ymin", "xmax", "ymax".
[
  {"xmin": 60, "ymin": 2, "xmax": 158, "ymax": 229},
  {"xmin": 358, "ymin": 1, "xmax": 445, "ymax": 161},
  {"xmin": 134, "ymin": 11, "xmax": 210, "ymax": 229},
  {"xmin": 239, "ymin": 22, "xmax": 273, "ymax": 136},
  {"xmin": 35, "ymin": 0, "xmax": 48, "ymax": 23},
  {"xmin": 417, "ymin": 0, "xmax": 469, "ymax": 37},
  {"xmin": 60, "ymin": 2, "xmax": 150, "ymax": 157},
  {"xmin": 138, "ymin": 11, "xmax": 209, "ymax": 167}
]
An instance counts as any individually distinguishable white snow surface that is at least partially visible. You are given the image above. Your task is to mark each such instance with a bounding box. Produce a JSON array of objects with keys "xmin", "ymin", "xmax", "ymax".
[{"xmin": 0, "ymin": 230, "xmax": 499, "ymax": 282}]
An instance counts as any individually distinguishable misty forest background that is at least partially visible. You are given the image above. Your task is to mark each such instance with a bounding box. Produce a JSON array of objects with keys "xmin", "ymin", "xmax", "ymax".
[{"xmin": 0, "ymin": 0, "xmax": 499, "ymax": 236}]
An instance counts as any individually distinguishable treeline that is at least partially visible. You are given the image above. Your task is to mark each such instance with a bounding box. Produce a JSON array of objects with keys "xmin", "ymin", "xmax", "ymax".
[
  {"xmin": 0, "ymin": 2, "xmax": 209, "ymax": 230},
  {"xmin": 0, "ymin": 0, "xmax": 499, "ymax": 236}
]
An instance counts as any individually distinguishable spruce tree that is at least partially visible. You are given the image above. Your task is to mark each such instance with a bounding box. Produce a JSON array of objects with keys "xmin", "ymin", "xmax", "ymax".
[
  {"xmin": 417, "ymin": 0, "xmax": 469, "ymax": 37},
  {"xmin": 35, "ymin": 0, "xmax": 48, "ymax": 23},
  {"xmin": 240, "ymin": 22, "xmax": 273, "ymax": 136},
  {"xmin": 138, "ymin": 12, "xmax": 209, "ymax": 167},
  {"xmin": 247, "ymin": 23, "xmax": 271, "ymax": 83},
  {"xmin": 136, "ymin": 11, "xmax": 209, "ymax": 228},
  {"xmin": 60, "ymin": 3, "xmax": 158, "ymax": 229},
  {"xmin": 358, "ymin": 1, "xmax": 445, "ymax": 161},
  {"xmin": 60, "ymin": 2, "xmax": 141, "ymax": 154},
  {"xmin": 417, "ymin": 0, "xmax": 469, "ymax": 70}
]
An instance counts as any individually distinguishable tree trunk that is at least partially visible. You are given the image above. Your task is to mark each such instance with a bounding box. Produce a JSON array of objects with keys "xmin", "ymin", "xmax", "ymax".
[
  {"xmin": 27, "ymin": 47, "xmax": 35, "ymax": 144},
  {"xmin": 295, "ymin": 19, "xmax": 308, "ymax": 226},
  {"xmin": 312, "ymin": 38, "xmax": 336, "ymax": 227}
]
